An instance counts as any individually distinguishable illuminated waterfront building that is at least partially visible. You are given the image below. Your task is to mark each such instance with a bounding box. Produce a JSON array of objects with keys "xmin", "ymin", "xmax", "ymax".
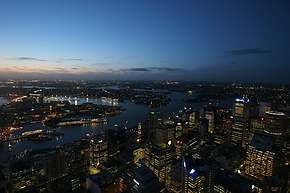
[{"xmin": 230, "ymin": 97, "xmax": 250, "ymax": 148}]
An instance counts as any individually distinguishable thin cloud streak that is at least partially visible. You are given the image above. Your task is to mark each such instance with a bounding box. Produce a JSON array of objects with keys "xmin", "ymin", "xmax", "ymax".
[
  {"xmin": 12, "ymin": 57, "xmax": 48, "ymax": 62},
  {"xmin": 150, "ymin": 67, "xmax": 183, "ymax": 72},
  {"xmin": 229, "ymin": 48, "xmax": 272, "ymax": 56},
  {"xmin": 117, "ymin": 67, "xmax": 183, "ymax": 72},
  {"xmin": 64, "ymin": 58, "xmax": 83, "ymax": 61},
  {"xmin": 120, "ymin": 68, "xmax": 151, "ymax": 72}
]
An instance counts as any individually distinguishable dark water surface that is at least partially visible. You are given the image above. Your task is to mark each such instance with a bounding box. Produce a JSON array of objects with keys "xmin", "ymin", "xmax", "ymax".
[{"xmin": 0, "ymin": 91, "xmax": 236, "ymax": 161}]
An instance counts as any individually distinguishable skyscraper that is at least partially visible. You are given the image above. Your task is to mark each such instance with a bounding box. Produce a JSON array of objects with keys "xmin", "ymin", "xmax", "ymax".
[
  {"xmin": 184, "ymin": 169, "xmax": 206, "ymax": 193},
  {"xmin": 144, "ymin": 144, "xmax": 175, "ymax": 186},
  {"xmin": 263, "ymin": 111, "xmax": 287, "ymax": 136},
  {"xmin": 244, "ymin": 132, "xmax": 277, "ymax": 180},
  {"xmin": 136, "ymin": 122, "xmax": 142, "ymax": 144},
  {"xmin": 263, "ymin": 111, "xmax": 288, "ymax": 147},
  {"xmin": 189, "ymin": 111, "xmax": 199, "ymax": 127},
  {"xmin": 213, "ymin": 168, "xmax": 261, "ymax": 193},
  {"xmin": 182, "ymin": 158, "xmax": 210, "ymax": 193},
  {"xmin": 199, "ymin": 118, "xmax": 209, "ymax": 142},
  {"xmin": 231, "ymin": 97, "xmax": 250, "ymax": 148},
  {"xmin": 205, "ymin": 109, "xmax": 215, "ymax": 134},
  {"xmin": 145, "ymin": 111, "xmax": 162, "ymax": 144},
  {"xmin": 89, "ymin": 136, "xmax": 108, "ymax": 167}
]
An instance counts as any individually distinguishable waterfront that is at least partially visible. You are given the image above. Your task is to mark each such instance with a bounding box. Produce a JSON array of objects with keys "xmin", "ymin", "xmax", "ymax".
[
  {"xmin": 0, "ymin": 90, "xmax": 233, "ymax": 160},
  {"xmin": 0, "ymin": 92, "xmax": 192, "ymax": 158}
]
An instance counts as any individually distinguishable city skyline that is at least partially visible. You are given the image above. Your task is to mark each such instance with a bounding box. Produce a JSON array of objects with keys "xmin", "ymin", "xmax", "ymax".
[{"xmin": 0, "ymin": 0, "xmax": 290, "ymax": 82}]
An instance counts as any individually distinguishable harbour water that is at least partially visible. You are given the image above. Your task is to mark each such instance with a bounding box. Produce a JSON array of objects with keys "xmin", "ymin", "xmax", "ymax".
[{"xmin": 0, "ymin": 91, "xmax": 232, "ymax": 160}]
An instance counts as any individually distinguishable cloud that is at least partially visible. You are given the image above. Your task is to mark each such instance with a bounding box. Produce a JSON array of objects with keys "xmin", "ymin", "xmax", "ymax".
[
  {"xmin": 121, "ymin": 68, "xmax": 151, "ymax": 72},
  {"xmin": 118, "ymin": 67, "xmax": 183, "ymax": 72},
  {"xmin": 56, "ymin": 58, "xmax": 84, "ymax": 63},
  {"xmin": 13, "ymin": 57, "xmax": 48, "ymax": 62},
  {"xmin": 150, "ymin": 67, "xmax": 183, "ymax": 72},
  {"xmin": 229, "ymin": 48, "xmax": 272, "ymax": 56},
  {"xmin": 65, "ymin": 58, "xmax": 83, "ymax": 61},
  {"xmin": 71, "ymin": 67, "xmax": 81, "ymax": 70},
  {"xmin": 90, "ymin": 62, "xmax": 110, "ymax": 66}
]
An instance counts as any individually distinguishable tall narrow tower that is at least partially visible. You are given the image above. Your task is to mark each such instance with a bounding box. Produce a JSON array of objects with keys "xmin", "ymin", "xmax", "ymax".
[{"xmin": 231, "ymin": 96, "xmax": 250, "ymax": 148}]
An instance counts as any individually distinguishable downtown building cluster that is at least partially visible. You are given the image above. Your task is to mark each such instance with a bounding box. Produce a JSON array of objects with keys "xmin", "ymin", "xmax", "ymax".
[
  {"xmin": 126, "ymin": 97, "xmax": 290, "ymax": 193},
  {"xmin": 0, "ymin": 85, "xmax": 289, "ymax": 193}
]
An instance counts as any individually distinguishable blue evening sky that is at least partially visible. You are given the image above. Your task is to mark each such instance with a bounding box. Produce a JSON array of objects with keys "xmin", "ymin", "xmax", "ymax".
[{"xmin": 0, "ymin": 0, "xmax": 289, "ymax": 82}]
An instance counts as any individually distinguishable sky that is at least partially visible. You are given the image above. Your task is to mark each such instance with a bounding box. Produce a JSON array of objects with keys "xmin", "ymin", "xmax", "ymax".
[{"xmin": 0, "ymin": 0, "xmax": 290, "ymax": 83}]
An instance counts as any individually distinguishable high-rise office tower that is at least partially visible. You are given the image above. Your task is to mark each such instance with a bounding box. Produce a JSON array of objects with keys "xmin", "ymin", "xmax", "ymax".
[
  {"xmin": 145, "ymin": 111, "xmax": 162, "ymax": 143},
  {"xmin": 144, "ymin": 114, "xmax": 175, "ymax": 187},
  {"xmin": 205, "ymin": 110, "xmax": 215, "ymax": 134},
  {"xmin": 262, "ymin": 176, "xmax": 285, "ymax": 193},
  {"xmin": 230, "ymin": 97, "xmax": 250, "ymax": 148},
  {"xmin": 131, "ymin": 165, "xmax": 165, "ymax": 193},
  {"xmin": 199, "ymin": 118, "xmax": 209, "ymax": 142},
  {"xmin": 263, "ymin": 111, "xmax": 288, "ymax": 147},
  {"xmin": 259, "ymin": 102, "xmax": 271, "ymax": 117},
  {"xmin": 168, "ymin": 160, "xmax": 184, "ymax": 193},
  {"xmin": 189, "ymin": 111, "xmax": 199, "ymax": 127},
  {"xmin": 152, "ymin": 125, "xmax": 173, "ymax": 146},
  {"xmin": 182, "ymin": 158, "xmax": 209, "ymax": 193},
  {"xmin": 244, "ymin": 132, "xmax": 278, "ymax": 180},
  {"xmin": 144, "ymin": 144, "xmax": 175, "ymax": 186},
  {"xmin": 136, "ymin": 122, "xmax": 142, "ymax": 144},
  {"xmin": 133, "ymin": 147, "xmax": 145, "ymax": 163},
  {"xmin": 213, "ymin": 168, "xmax": 261, "ymax": 193},
  {"xmin": 89, "ymin": 136, "xmax": 108, "ymax": 167},
  {"xmin": 149, "ymin": 119, "xmax": 175, "ymax": 146},
  {"xmin": 263, "ymin": 111, "xmax": 287, "ymax": 136},
  {"xmin": 118, "ymin": 164, "xmax": 165, "ymax": 193},
  {"xmin": 184, "ymin": 169, "xmax": 206, "ymax": 193},
  {"xmin": 175, "ymin": 122, "xmax": 183, "ymax": 138}
]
